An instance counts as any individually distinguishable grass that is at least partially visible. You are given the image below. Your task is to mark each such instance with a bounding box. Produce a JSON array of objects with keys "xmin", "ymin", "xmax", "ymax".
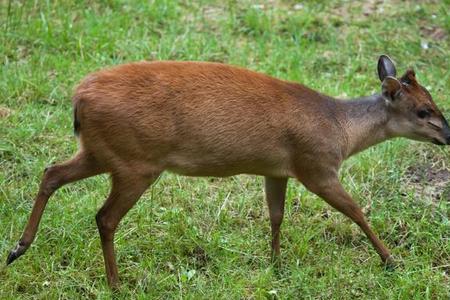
[{"xmin": 1, "ymin": 0, "xmax": 449, "ymax": 298}]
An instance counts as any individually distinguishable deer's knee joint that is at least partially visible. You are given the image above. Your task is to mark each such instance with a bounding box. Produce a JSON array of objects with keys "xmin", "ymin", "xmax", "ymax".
[
  {"xmin": 96, "ymin": 211, "xmax": 115, "ymax": 234},
  {"xmin": 40, "ymin": 167, "xmax": 62, "ymax": 196},
  {"xmin": 270, "ymin": 212, "xmax": 284, "ymax": 226},
  {"xmin": 43, "ymin": 166, "xmax": 56, "ymax": 178}
]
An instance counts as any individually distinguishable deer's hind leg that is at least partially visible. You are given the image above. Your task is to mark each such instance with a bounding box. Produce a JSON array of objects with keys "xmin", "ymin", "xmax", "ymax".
[
  {"xmin": 95, "ymin": 170, "xmax": 160, "ymax": 288},
  {"xmin": 7, "ymin": 151, "xmax": 104, "ymax": 265}
]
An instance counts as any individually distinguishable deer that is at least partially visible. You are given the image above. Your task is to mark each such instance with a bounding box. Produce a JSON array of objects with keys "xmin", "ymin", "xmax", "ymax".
[{"xmin": 6, "ymin": 55, "xmax": 450, "ymax": 288}]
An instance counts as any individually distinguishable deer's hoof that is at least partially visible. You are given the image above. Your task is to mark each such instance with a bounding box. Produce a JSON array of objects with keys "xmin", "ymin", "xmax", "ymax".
[
  {"xmin": 383, "ymin": 255, "xmax": 398, "ymax": 271},
  {"xmin": 6, "ymin": 242, "xmax": 28, "ymax": 265}
]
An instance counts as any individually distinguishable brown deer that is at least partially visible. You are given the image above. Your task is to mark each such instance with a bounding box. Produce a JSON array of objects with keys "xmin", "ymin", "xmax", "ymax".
[{"xmin": 7, "ymin": 55, "xmax": 450, "ymax": 288}]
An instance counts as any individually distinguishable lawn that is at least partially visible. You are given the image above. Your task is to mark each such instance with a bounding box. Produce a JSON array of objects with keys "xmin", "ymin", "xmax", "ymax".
[{"xmin": 1, "ymin": 0, "xmax": 449, "ymax": 299}]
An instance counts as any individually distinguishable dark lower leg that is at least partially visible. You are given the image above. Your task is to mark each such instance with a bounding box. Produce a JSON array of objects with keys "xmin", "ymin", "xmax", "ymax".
[
  {"xmin": 357, "ymin": 221, "xmax": 391, "ymax": 262},
  {"xmin": 96, "ymin": 217, "xmax": 119, "ymax": 287},
  {"xmin": 265, "ymin": 177, "xmax": 288, "ymax": 257},
  {"xmin": 96, "ymin": 174, "xmax": 157, "ymax": 288}
]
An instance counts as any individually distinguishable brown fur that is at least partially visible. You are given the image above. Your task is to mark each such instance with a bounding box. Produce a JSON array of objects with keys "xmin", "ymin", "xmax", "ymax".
[
  {"xmin": 8, "ymin": 57, "xmax": 450, "ymax": 288},
  {"xmin": 73, "ymin": 61, "xmax": 342, "ymax": 178}
]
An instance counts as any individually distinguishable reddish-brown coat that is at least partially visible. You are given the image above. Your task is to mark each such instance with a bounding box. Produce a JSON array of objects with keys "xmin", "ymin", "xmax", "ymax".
[{"xmin": 74, "ymin": 61, "xmax": 343, "ymax": 179}]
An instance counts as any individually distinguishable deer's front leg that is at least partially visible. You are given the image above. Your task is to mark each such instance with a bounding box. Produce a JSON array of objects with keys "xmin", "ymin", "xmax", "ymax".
[
  {"xmin": 303, "ymin": 176, "xmax": 393, "ymax": 265},
  {"xmin": 265, "ymin": 177, "xmax": 288, "ymax": 259}
]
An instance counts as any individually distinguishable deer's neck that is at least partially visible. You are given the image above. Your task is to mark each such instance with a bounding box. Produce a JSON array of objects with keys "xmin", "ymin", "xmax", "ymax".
[{"xmin": 339, "ymin": 94, "xmax": 394, "ymax": 157}]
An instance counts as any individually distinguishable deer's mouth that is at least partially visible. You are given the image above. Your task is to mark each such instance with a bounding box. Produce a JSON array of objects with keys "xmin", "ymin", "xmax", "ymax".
[{"xmin": 432, "ymin": 138, "xmax": 445, "ymax": 146}]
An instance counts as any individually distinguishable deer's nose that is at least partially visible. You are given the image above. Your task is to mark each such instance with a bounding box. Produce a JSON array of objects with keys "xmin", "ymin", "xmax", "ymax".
[{"xmin": 446, "ymin": 135, "xmax": 450, "ymax": 145}]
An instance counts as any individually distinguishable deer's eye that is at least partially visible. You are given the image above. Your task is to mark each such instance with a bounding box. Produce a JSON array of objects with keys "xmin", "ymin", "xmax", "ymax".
[{"xmin": 417, "ymin": 109, "xmax": 430, "ymax": 119}]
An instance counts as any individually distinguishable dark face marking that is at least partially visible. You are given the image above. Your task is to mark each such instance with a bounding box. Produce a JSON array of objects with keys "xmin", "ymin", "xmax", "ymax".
[{"xmin": 432, "ymin": 138, "xmax": 445, "ymax": 146}]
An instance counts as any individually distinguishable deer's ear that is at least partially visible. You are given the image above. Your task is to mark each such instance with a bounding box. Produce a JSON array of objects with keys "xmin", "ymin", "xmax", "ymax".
[
  {"xmin": 378, "ymin": 55, "xmax": 397, "ymax": 82},
  {"xmin": 400, "ymin": 68, "xmax": 416, "ymax": 85},
  {"xmin": 382, "ymin": 76, "xmax": 402, "ymax": 102}
]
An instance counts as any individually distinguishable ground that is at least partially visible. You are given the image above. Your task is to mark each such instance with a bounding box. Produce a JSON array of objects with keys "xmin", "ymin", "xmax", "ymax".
[{"xmin": 0, "ymin": 0, "xmax": 449, "ymax": 299}]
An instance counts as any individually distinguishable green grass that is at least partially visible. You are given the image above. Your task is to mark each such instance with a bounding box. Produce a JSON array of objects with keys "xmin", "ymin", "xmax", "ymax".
[{"xmin": 1, "ymin": 0, "xmax": 449, "ymax": 298}]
